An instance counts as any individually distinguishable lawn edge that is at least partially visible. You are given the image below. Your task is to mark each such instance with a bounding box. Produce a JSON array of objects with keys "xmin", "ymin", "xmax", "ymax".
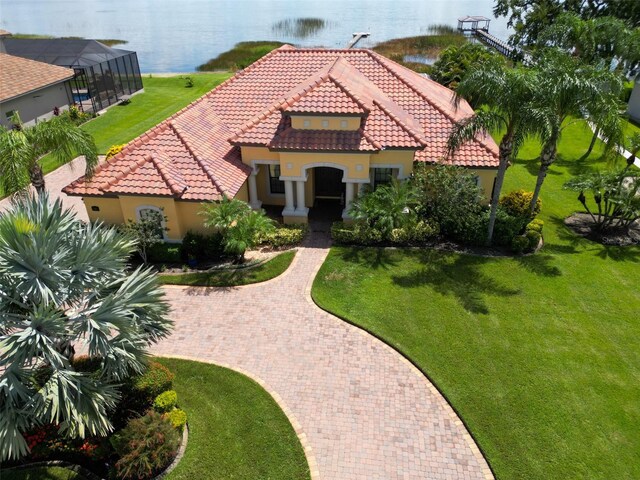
[
  {"xmin": 309, "ymin": 249, "xmax": 497, "ymax": 480},
  {"xmin": 154, "ymin": 355, "xmax": 317, "ymax": 479}
]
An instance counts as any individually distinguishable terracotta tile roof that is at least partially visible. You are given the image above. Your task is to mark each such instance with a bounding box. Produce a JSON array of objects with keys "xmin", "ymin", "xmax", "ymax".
[
  {"xmin": 65, "ymin": 46, "xmax": 498, "ymax": 200},
  {"xmin": 0, "ymin": 52, "xmax": 74, "ymax": 102}
]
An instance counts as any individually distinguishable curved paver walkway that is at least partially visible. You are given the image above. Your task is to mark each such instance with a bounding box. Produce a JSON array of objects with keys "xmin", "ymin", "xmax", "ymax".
[{"xmin": 152, "ymin": 232, "xmax": 493, "ymax": 480}]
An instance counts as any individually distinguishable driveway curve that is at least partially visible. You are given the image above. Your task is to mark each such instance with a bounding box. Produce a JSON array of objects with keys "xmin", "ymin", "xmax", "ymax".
[{"xmin": 152, "ymin": 233, "xmax": 493, "ymax": 480}]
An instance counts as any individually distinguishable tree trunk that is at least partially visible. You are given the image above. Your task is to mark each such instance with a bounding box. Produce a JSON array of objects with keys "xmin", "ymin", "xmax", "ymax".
[
  {"xmin": 580, "ymin": 128, "xmax": 599, "ymax": 160},
  {"xmin": 29, "ymin": 163, "xmax": 46, "ymax": 194},
  {"xmin": 530, "ymin": 139, "xmax": 557, "ymax": 216},
  {"xmin": 487, "ymin": 137, "xmax": 513, "ymax": 245}
]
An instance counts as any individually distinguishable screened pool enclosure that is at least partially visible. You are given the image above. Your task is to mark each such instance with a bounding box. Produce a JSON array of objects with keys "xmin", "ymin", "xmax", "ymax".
[{"xmin": 4, "ymin": 38, "xmax": 143, "ymax": 113}]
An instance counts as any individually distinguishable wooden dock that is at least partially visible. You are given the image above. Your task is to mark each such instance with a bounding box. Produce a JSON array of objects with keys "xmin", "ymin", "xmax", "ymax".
[
  {"xmin": 346, "ymin": 32, "xmax": 370, "ymax": 49},
  {"xmin": 457, "ymin": 16, "xmax": 532, "ymax": 64}
]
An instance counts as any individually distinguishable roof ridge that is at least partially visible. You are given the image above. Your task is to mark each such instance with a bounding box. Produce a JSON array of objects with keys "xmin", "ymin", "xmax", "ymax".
[
  {"xmin": 169, "ymin": 122, "xmax": 226, "ymax": 196},
  {"xmin": 326, "ymin": 74, "xmax": 371, "ymax": 112},
  {"xmin": 148, "ymin": 150, "xmax": 188, "ymax": 197},
  {"xmin": 372, "ymin": 100, "xmax": 427, "ymax": 147},
  {"xmin": 358, "ymin": 127, "xmax": 382, "ymax": 150}
]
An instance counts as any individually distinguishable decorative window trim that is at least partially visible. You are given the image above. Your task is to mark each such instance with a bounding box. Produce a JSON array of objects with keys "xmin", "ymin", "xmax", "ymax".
[
  {"xmin": 135, "ymin": 205, "xmax": 168, "ymax": 240},
  {"xmin": 268, "ymin": 164, "xmax": 285, "ymax": 195},
  {"xmin": 373, "ymin": 167, "xmax": 394, "ymax": 188}
]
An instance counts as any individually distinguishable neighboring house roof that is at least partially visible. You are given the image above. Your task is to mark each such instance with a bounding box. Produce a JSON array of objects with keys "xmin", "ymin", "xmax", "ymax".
[
  {"xmin": 64, "ymin": 46, "xmax": 499, "ymax": 201},
  {"xmin": 0, "ymin": 52, "xmax": 74, "ymax": 102},
  {"xmin": 3, "ymin": 38, "xmax": 136, "ymax": 68}
]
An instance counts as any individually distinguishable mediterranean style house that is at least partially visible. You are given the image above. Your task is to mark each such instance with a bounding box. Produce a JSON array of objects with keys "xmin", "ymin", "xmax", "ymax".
[{"xmin": 64, "ymin": 45, "xmax": 500, "ymax": 240}]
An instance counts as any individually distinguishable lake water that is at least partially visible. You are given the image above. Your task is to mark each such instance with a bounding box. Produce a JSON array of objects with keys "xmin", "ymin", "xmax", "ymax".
[{"xmin": 0, "ymin": 0, "xmax": 510, "ymax": 72}]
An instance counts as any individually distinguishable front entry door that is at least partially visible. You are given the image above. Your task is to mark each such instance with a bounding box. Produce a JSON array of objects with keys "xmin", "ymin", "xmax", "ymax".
[{"xmin": 315, "ymin": 167, "xmax": 344, "ymax": 199}]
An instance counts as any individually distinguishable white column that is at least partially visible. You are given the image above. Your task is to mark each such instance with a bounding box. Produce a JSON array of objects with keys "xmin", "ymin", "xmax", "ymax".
[
  {"xmin": 342, "ymin": 181, "xmax": 355, "ymax": 219},
  {"xmin": 248, "ymin": 168, "xmax": 261, "ymax": 209},
  {"xmin": 295, "ymin": 180, "xmax": 308, "ymax": 215},
  {"xmin": 283, "ymin": 180, "xmax": 295, "ymax": 215}
]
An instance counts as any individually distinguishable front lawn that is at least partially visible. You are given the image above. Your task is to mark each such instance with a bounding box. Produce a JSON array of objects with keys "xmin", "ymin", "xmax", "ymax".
[
  {"xmin": 159, "ymin": 251, "xmax": 295, "ymax": 286},
  {"xmin": 40, "ymin": 73, "xmax": 231, "ymax": 174},
  {"xmin": 312, "ymin": 119, "xmax": 640, "ymax": 479},
  {"xmin": 156, "ymin": 358, "xmax": 310, "ymax": 480}
]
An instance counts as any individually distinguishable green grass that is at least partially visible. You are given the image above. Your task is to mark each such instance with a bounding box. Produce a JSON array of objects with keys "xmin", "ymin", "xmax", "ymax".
[
  {"xmin": 156, "ymin": 358, "xmax": 310, "ymax": 480},
  {"xmin": 4, "ymin": 466, "xmax": 86, "ymax": 480},
  {"xmin": 11, "ymin": 33, "xmax": 126, "ymax": 46},
  {"xmin": 197, "ymin": 41, "xmax": 285, "ymax": 71},
  {"xmin": 312, "ymin": 119, "xmax": 640, "ymax": 479},
  {"xmin": 159, "ymin": 251, "xmax": 295, "ymax": 286},
  {"xmin": 39, "ymin": 73, "xmax": 231, "ymax": 174}
]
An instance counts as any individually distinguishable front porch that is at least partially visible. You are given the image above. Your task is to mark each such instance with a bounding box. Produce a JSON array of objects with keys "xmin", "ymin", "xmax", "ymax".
[{"xmin": 246, "ymin": 163, "xmax": 401, "ymax": 224}]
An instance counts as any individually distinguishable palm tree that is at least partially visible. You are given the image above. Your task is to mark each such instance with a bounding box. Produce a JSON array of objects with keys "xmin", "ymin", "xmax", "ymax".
[
  {"xmin": 0, "ymin": 113, "xmax": 98, "ymax": 195},
  {"xmin": 349, "ymin": 179, "xmax": 418, "ymax": 236},
  {"xmin": 0, "ymin": 193, "xmax": 173, "ymax": 461},
  {"xmin": 201, "ymin": 196, "xmax": 274, "ymax": 262},
  {"xmin": 447, "ymin": 63, "xmax": 537, "ymax": 245},
  {"xmin": 527, "ymin": 50, "xmax": 625, "ymax": 215}
]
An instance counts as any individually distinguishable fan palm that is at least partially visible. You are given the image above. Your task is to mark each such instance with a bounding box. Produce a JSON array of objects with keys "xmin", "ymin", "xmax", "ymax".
[
  {"xmin": 527, "ymin": 50, "xmax": 625, "ymax": 215},
  {"xmin": 0, "ymin": 193, "xmax": 173, "ymax": 461},
  {"xmin": 447, "ymin": 63, "xmax": 538, "ymax": 245},
  {"xmin": 0, "ymin": 113, "xmax": 98, "ymax": 195}
]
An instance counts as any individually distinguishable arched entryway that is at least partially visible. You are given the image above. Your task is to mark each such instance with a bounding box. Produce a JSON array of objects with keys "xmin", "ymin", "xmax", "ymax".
[{"xmin": 311, "ymin": 167, "xmax": 345, "ymax": 222}]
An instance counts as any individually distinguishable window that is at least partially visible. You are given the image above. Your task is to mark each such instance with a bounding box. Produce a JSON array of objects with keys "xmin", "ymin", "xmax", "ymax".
[
  {"xmin": 268, "ymin": 164, "xmax": 285, "ymax": 194},
  {"xmin": 303, "ymin": 119, "xmax": 311, "ymax": 128},
  {"xmin": 474, "ymin": 175, "xmax": 480, "ymax": 187},
  {"xmin": 340, "ymin": 120, "xmax": 348, "ymax": 128},
  {"xmin": 137, "ymin": 206, "xmax": 165, "ymax": 239},
  {"xmin": 373, "ymin": 168, "xmax": 393, "ymax": 188},
  {"xmin": 321, "ymin": 119, "xmax": 329, "ymax": 128}
]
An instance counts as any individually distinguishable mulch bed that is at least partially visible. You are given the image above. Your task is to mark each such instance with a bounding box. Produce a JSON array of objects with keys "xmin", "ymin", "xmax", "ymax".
[{"xmin": 564, "ymin": 213, "xmax": 640, "ymax": 246}]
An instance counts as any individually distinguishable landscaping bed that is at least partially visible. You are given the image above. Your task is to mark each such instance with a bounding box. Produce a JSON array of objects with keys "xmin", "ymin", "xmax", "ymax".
[{"xmin": 565, "ymin": 213, "xmax": 640, "ymax": 246}]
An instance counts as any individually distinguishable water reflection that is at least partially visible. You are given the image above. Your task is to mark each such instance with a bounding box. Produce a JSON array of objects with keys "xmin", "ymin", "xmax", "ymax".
[{"xmin": 272, "ymin": 18, "xmax": 330, "ymax": 39}]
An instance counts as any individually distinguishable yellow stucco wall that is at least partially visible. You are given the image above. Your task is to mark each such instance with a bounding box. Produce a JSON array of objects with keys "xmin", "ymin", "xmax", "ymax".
[
  {"xmin": 290, "ymin": 115, "xmax": 361, "ymax": 130},
  {"xmin": 83, "ymin": 197, "xmax": 124, "ymax": 225},
  {"xmin": 279, "ymin": 152, "xmax": 371, "ymax": 180},
  {"xmin": 370, "ymin": 150, "xmax": 415, "ymax": 178}
]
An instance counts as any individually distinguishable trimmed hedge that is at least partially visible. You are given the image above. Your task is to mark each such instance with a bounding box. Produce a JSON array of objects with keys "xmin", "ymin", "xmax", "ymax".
[
  {"xmin": 166, "ymin": 408, "xmax": 187, "ymax": 432},
  {"xmin": 500, "ymin": 189, "xmax": 541, "ymax": 218},
  {"xmin": 181, "ymin": 231, "xmax": 224, "ymax": 262},
  {"xmin": 260, "ymin": 225, "xmax": 307, "ymax": 247},
  {"xmin": 148, "ymin": 243, "xmax": 181, "ymax": 263},
  {"xmin": 153, "ymin": 390, "xmax": 178, "ymax": 413},
  {"xmin": 331, "ymin": 220, "xmax": 438, "ymax": 246}
]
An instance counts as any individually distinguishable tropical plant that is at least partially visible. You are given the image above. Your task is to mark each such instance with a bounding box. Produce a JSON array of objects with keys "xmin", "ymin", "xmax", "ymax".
[
  {"xmin": 0, "ymin": 194, "xmax": 173, "ymax": 461},
  {"xmin": 122, "ymin": 209, "xmax": 168, "ymax": 264},
  {"xmin": 430, "ymin": 43, "xmax": 505, "ymax": 89},
  {"xmin": 201, "ymin": 196, "xmax": 274, "ymax": 262},
  {"xmin": 111, "ymin": 410, "xmax": 180, "ymax": 480},
  {"xmin": 447, "ymin": 62, "xmax": 537, "ymax": 244},
  {"xmin": 0, "ymin": 113, "xmax": 98, "ymax": 195},
  {"xmin": 527, "ymin": 49, "xmax": 625, "ymax": 215},
  {"xmin": 105, "ymin": 143, "xmax": 125, "ymax": 160},
  {"xmin": 564, "ymin": 163, "xmax": 640, "ymax": 233},
  {"xmin": 349, "ymin": 180, "xmax": 418, "ymax": 236},
  {"xmin": 412, "ymin": 164, "xmax": 485, "ymax": 244}
]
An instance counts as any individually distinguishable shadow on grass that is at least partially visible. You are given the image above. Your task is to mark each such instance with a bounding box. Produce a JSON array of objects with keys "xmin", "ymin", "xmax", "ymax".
[
  {"xmin": 339, "ymin": 247, "xmax": 400, "ymax": 270},
  {"xmin": 518, "ymin": 154, "xmax": 601, "ymax": 179},
  {"xmin": 514, "ymin": 254, "xmax": 562, "ymax": 277},
  {"xmin": 390, "ymin": 251, "xmax": 520, "ymax": 314}
]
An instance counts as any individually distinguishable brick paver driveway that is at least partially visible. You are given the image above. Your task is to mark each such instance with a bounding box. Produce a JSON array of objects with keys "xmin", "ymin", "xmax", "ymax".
[{"xmin": 152, "ymin": 232, "xmax": 493, "ymax": 480}]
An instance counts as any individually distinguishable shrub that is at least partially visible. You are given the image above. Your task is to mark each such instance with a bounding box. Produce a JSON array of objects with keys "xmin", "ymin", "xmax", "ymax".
[
  {"xmin": 526, "ymin": 230, "xmax": 542, "ymax": 250},
  {"xmin": 71, "ymin": 355, "xmax": 102, "ymax": 373},
  {"xmin": 134, "ymin": 361, "xmax": 174, "ymax": 400},
  {"xmin": 500, "ymin": 190, "xmax": 541, "ymax": 218},
  {"xmin": 166, "ymin": 408, "xmax": 187, "ymax": 432},
  {"xmin": 492, "ymin": 207, "xmax": 529, "ymax": 246},
  {"xmin": 181, "ymin": 231, "xmax": 224, "ymax": 261},
  {"xmin": 153, "ymin": 390, "xmax": 178, "ymax": 413},
  {"xmin": 331, "ymin": 222, "xmax": 383, "ymax": 245},
  {"xmin": 148, "ymin": 243, "xmax": 181, "ymax": 263},
  {"xmin": 526, "ymin": 219, "xmax": 544, "ymax": 233},
  {"xmin": 111, "ymin": 410, "xmax": 180, "ymax": 480},
  {"xmin": 389, "ymin": 220, "xmax": 439, "ymax": 245},
  {"xmin": 511, "ymin": 235, "xmax": 529, "ymax": 254},
  {"xmin": 412, "ymin": 164, "xmax": 485, "ymax": 244},
  {"xmin": 105, "ymin": 144, "xmax": 125, "ymax": 160},
  {"xmin": 260, "ymin": 224, "xmax": 307, "ymax": 247}
]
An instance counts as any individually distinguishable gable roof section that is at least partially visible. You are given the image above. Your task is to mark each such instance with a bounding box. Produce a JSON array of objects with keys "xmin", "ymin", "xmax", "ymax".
[
  {"xmin": 0, "ymin": 52, "xmax": 73, "ymax": 102},
  {"xmin": 65, "ymin": 46, "xmax": 499, "ymax": 201}
]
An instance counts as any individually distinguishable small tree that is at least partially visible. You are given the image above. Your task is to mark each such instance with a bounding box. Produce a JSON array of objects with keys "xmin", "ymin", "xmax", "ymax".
[
  {"xmin": 564, "ymin": 162, "xmax": 640, "ymax": 233},
  {"xmin": 349, "ymin": 180, "xmax": 418, "ymax": 236},
  {"xmin": 123, "ymin": 209, "xmax": 168, "ymax": 264},
  {"xmin": 201, "ymin": 196, "xmax": 274, "ymax": 262},
  {"xmin": 0, "ymin": 194, "xmax": 172, "ymax": 461},
  {"xmin": 430, "ymin": 43, "xmax": 505, "ymax": 90}
]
